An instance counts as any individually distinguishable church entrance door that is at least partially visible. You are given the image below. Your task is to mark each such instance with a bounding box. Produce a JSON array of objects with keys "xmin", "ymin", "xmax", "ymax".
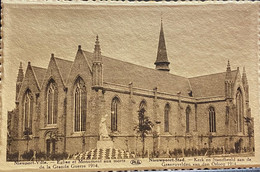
[{"xmin": 46, "ymin": 139, "xmax": 56, "ymax": 155}]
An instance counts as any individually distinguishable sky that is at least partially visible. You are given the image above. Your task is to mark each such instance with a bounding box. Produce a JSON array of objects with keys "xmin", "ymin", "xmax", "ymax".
[{"xmin": 2, "ymin": 3, "xmax": 259, "ymax": 118}]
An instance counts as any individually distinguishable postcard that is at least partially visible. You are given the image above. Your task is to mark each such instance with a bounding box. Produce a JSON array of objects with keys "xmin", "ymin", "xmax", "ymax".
[{"xmin": 1, "ymin": 1, "xmax": 260, "ymax": 170}]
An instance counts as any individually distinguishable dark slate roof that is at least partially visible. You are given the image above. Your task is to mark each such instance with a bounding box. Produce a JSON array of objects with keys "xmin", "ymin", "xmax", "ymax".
[
  {"xmin": 54, "ymin": 57, "xmax": 73, "ymax": 83},
  {"xmin": 188, "ymin": 70, "xmax": 237, "ymax": 98},
  {"xmin": 83, "ymin": 50, "xmax": 191, "ymax": 96},
  {"xmin": 31, "ymin": 66, "xmax": 47, "ymax": 87},
  {"xmin": 29, "ymin": 50, "xmax": 235, "ymax": 98},
  {"xmin": 83, "ymin": 50, "xmax": 94, "ymax": 63}
]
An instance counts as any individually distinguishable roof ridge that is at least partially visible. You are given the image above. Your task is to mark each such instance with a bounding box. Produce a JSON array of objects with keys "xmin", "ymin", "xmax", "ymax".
[
  {"xmin": 189, "ymin": 70, "xmax": 237, "ymax": 79},
  {"xmin": 31, "ymin": 65, "xmax": 47, "ymax": 70},
  {"xmin": 83, "ymin": 50, "xmax": 188, "ymax": 79},
  {"xmin": 54, "ymin": 56, "xmax": 73, "ymax": 63}
]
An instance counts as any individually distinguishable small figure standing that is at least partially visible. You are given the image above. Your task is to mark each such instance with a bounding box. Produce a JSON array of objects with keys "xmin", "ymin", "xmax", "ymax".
[{"xmin": 99, "ymin": 114, "xmax": 110, "ymax": 141}]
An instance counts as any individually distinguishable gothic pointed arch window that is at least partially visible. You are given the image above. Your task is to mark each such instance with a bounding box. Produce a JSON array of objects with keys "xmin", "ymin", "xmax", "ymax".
[
  {"xmin": 139, "ymin": 100, "xmax": 147, "ymax": 111},
  {"xmin": 23, "ymin": 89, "xmax": 33, "ymax": 133},
  {"xmin": 186, "ymin": 106, "xmax": 191, "ymax": 133},
  {"xmin": 164, "ymin": 103, "xmax": 170, "ymax": 132},
  {"xmin": 74, "ymin": 77, "xmax": 87, "ymax": 132},
  {"xmin": 138, "ymin": 100, "xmax": 147, "ymax": 126},
  {"xmin": 209, "ymin": 106, "xmax": 216, "ymax": 132},
  {"xmin": 236, "ymin": 88, "xmax": 243, "ymax": 132},
  {"xmin": 46, "ymin": 80, "xmax": 58, "ymax": 125},
  {"xmin": 111, "ymin": 97, "xmax": 120, "ymax": 132}
]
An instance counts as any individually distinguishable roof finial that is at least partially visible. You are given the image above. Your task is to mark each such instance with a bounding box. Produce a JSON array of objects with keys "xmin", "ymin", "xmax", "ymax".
[
  {"xmin": 160, "ymin": 12, "xmax": 163, "ymax": 31},
  {"xmin": 16, "ymin": 62, "xmax": 24, "ymax": 83},
  {"xmin": 95, "ymin": 35, "xmax": 99, "ymax": 45},
  {"xmin": 94, "ymin": 34, "xmax": 101, "ymax": 61},
  {"xmin": 78, "ymin": 45, "xmax": 81, "ymax": 50},
  {"xmin": 226, "ymin": 60, "xmax": 231, "ymax": 72}
]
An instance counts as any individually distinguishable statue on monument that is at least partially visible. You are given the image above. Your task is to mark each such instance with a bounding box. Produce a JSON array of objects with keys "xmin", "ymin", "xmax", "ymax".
[{"xmin": 99, "ymin": 114, "xmax": 110, "ymax": 141}]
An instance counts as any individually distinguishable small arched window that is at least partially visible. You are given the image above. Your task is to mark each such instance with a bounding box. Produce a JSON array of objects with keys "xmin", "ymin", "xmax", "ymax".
[
  {"xmin": 236, "ymin": 88, "xmax": 243, "ymax": 132},
  {"xmin": 186, "ymin": 106, "xmax": 191, "ymax": 133},
  {"xmin": 138, "ymin": 100, "xmax": 147, "ymax": 126},
  {"xmin": 23, "ymin": 89, "xmax": 33, "ymax": 133},
  {"xmin": 139, "ymin": 100, "xmax": 147, "ymax": 111},
  {"xmin": 164, "ymin": 103, "xmax": 170, "ymax": 132},
  {"xmin": 47, "ymin": 81, "xmax": 58, "ymax": 125},
  {"xmin": 111, "ymin": 97, "xmax": 120, "ymax": 132},
  {"xmin": 209, "ymin": 107, "xmax": 216, "ymax": 132},
  {"xmin": 74, "ymin": 77, "xmax": 87, "ymax": 132}
]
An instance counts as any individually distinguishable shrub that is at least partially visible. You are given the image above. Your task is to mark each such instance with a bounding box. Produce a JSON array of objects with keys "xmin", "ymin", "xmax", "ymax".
[
  {"xmin": 7, "ymin": 152, "xmax": 19, "ymax": 161},
  {"xmin": 21, "ymin": 150, "xmax": 34, "ymax": 161},
  {"xmin": 49, "ymin": 152, "xmax": 68, "ymax": 161},
  {"xmin": 36, "ymin": 151, "xmax": 46, "ymax": 160}
]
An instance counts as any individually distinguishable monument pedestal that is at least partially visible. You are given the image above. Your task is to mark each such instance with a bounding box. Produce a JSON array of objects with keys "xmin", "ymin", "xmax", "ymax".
[{"xmin": 97, "ymin": 140, "xmax": 114, "ymax": 149}]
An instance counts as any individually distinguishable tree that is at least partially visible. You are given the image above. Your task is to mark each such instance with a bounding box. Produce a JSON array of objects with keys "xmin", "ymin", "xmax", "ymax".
[
  {"xmin": 134, "ymin": 108, "xmax": 154, "ymax": 158},
  {"xmin": 244, "ymin": 116, "xmax": 254, "ymax": 151}
]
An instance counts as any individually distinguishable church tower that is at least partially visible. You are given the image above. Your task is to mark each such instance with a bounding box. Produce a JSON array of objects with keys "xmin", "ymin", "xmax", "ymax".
[
  {"xmin": 16, "ymin": 62, "xmax": 24, "ymax": 101},
  {"xmin": 92, "ymin": 35, "xmax": 103, "ymax": 89},
  {"xmin": 154, "ymin": 19, "xmax": 170, "ymax": 72}
]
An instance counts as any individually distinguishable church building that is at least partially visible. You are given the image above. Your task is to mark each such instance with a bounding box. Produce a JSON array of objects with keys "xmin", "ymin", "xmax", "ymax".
[{"xmin": 7, "ymin": 21, "xmax": 254, "ymax": 157}]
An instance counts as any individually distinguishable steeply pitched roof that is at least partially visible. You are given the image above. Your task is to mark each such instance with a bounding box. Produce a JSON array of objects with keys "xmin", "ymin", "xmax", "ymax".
[
  {"xmin": 29, "ymin": 50, "xmax": 236, "ymax": 99},
  {"xmin": 188, "ymin": 70, "xmax": 237, "ymax": 98},
  {"xmin": 83, "ymin": 50, "xmax": 191, "ymax": 96},
  {"xmin": 31, "ymin": 66, "xmax": 47, "ymax": 88},
  {"xmin": 54, "ymin": 57, "xmax": 73, "ymax": 84}
]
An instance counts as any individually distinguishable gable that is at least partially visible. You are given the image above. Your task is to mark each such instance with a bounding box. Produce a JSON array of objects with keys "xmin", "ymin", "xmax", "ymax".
[
  {"xmin": 17, "ymin": 64, "xmax": 40, "ymax": 101},
  {"xmin": 31, "ymin": 66, "xmax": 47, "ymax": 88},
  {"xmin": 66, "ymin": 49, "xmax": 93, "ymax": 87},
  {"xmin": 41, "ymin": 56, "xmax": 67, "ymax": 89},
  {"xmin": 54, "ymin": 57, "xmax": 73, "ymax": 85}
]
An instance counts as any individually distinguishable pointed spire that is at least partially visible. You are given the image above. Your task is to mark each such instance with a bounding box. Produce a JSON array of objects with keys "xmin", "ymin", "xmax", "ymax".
[
  {"xmin": 227, "ymin": 60, "xmax": 231, "ymax": 72},
  {"xmin": 242, "ymin": 66, "xmax": 248, "ymax": 85},
  {"xmin": 16, "ymin": 62, "xmax": 24, "ymax": 83},
  {"xmin": 16, "ymin": 62, "xmax": 24, "ymax": 100},
  {"xmin": 154, "ymin": 18, "xmax": 170, "ymax": 72},
  {"xmin": 92, "ymin": 35, "xmax": 103, "ymax": 88},
  {"xmin": 225, "ymin": 60, "xmax": 232, "ymax": 80},
  {"xmin": 94, "ymin": 35, "xmax": 101, "ymax": 61}
]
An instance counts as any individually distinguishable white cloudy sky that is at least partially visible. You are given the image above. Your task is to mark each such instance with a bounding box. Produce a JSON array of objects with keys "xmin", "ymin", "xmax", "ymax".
[{"xmin": 2, "ymin": 3, "xmax": 259, "ymax": 117}]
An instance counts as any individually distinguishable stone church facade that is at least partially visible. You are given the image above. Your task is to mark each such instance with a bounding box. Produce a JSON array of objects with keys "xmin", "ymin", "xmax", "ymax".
[{"xmin": 7, "ymin": 22, "xmax": 254, "ymax": 156}]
